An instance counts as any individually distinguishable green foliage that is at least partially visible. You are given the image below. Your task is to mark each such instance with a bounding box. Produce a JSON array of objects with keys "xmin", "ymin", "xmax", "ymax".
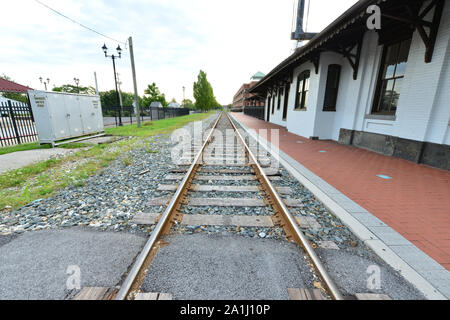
[
  {"xmin": 106, "ymin": 111, "xmax": 215, "ymax": 137},
  {"xmin": 99, "ymin": 90, "xmax": 142, "ymax": 116},
  {"xmin": 182, "ymin": 99, "xmax": 195, "ymax": 110},
  {"xmin": 53, "ymin": 84, "xmax": 96, "ymax": 95},
  {"xmin": 193, "ymin": 70, "xmax": 220, "ymax": 111},
  {"xmin": 142, "ymin": 83, "xmax": 167, "ymax": 107}
]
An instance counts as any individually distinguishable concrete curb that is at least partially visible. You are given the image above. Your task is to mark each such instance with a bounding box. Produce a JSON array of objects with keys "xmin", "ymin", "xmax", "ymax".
[{"xmin": 230, "ymin": 113, "xmax": 449, "ymax": 300}]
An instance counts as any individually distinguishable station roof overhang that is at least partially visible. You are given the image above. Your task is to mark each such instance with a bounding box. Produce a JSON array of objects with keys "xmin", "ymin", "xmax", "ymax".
[{"xmin": 250, "ymin": 0, "xmax": 444, "ymax": 94}]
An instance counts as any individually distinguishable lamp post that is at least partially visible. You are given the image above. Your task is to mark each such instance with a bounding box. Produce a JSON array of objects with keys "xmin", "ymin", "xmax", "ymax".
[
  {"xmin": 102, "ymin": 43, "xmax": 123, "ymax": 126},
  {"xmin": 39, "ymin": 77, "xmax": 50, "ymax": 91},
  {"xmin": 182, "ymin": 86, "xmax": 185, "ymax": 107},
  {"xmin": 73, "ymin": 78, "xmax": 80, "ymax": 93}
]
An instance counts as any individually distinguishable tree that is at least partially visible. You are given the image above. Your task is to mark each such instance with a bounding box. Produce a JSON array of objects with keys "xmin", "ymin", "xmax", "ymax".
[
  {"xmin": 53, "ymin": 84, "xmax": 96, "ymax": 95},
  {"xmin": 193, "ymin": 70, "xmax": 220, "ymax": 111},
  {"xmin": 0, "ymin": 74, "xmax": 28, "ymax": 103},
  {"xmin": 142, "ymin": 83, "xmax": 167, "ymax": 107},
  {"xmin": 182, "ymin": 99, "xmax": 195, "ymax": 110},
  {"xmin": 99, "ymin": 90, "xmax": 142, "ymax": 116}
]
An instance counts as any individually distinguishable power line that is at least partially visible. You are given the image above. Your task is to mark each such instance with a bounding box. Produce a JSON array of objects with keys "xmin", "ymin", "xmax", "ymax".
[{"xmin": 34, "ymin": 0, "xmax": 127, "ymax": 46}]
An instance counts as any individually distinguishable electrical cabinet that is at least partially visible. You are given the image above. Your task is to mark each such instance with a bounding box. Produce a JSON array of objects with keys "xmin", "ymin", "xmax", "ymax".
[{"xmin": 28, "ymin": 90, "xmax": 104, "ymax": 146}]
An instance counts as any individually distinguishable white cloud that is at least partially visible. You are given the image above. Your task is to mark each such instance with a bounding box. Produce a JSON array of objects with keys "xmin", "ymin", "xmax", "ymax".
[{"xmin": 0, "ymin": 0, "xmax": 358, "ymax": 104}]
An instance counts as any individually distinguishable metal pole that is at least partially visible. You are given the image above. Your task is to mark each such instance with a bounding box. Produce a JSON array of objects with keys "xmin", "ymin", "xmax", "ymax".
[
  {"xmin": 112, "ymin": 56, "xmax": 123, "ymax": 126},
  {"xmin": 94, "ymin": 72, "xmax": 99, "ymax": 95},
  {"xmin": 128, "ymin": 36, "xmax": 141, "ymax": 128}
]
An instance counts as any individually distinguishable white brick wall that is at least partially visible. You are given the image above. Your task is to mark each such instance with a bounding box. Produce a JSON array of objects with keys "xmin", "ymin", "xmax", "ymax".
[{"xmin": 264, "ymin": 0, "xmax": 450, "ymax": 145}]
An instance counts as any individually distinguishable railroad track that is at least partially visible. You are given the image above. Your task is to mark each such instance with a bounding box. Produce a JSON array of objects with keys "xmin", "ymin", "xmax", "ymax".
[{"xmin": 113, "ymin": 111, "xmax": 343, "ymax": 301}]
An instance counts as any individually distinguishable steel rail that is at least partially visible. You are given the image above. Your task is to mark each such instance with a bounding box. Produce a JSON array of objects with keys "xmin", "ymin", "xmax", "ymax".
[
  {"xmin": 225, "ymin": 112, "xmax": 344, "ymax": 301},
  {"xmin": 115, "ymin": 112, "xmax": 223, "ymax": 300}
]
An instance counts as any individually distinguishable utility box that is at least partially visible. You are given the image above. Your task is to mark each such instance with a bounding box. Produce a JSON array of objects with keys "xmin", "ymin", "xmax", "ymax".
[{"xmin": 28, "ymin": 90, "xmax": 104, "ymax": 146}]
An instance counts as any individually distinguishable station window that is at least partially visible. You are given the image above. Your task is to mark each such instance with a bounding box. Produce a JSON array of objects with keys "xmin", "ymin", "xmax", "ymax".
[
  {"xmin": 323, "ymin": 64, "xmax": 341, "ymax": 111},
  {"xmin": 372, "ymin": 38, "xmax": 412, "ymax": 115},
  {"xmin": 295, "ymin": 70, "xmax": 310, "ymax": 110}
]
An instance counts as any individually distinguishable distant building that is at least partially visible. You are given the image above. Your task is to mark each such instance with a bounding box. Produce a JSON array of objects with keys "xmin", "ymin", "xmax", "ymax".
[
  {"xmin": 150, "ymin": 101, "xmax": 163, "ymax": 108},
  {"xmin": 168, "ymin": 102, "xmax": 181, "ymax": 108},
  {"xmin": 232, "ymin": 72, "xmax": 266, "ymax": 110}
]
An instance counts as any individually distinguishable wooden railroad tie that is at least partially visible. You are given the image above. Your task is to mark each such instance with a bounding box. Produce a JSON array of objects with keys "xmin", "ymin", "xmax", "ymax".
[
  {"xmin": 288, "ymin": 288, "xmax": 325, "ymax": 300},
  {"xmin": 134, "ymin": 292, "xmax": 173, "ymax": 300}
]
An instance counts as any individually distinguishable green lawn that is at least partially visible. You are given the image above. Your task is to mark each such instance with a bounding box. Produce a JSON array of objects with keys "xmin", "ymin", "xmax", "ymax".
[
  {"xmin": 0, "ymin": 111, "xmax": 216, "ymax": 211},
  {"xmin": 0, "ymin": 141, "xmax": 90, "ymax": 156},
  {"xmin": 0, "ymin": 142, "xmax": 49, "ymax": 155},
  {"xmin": 106, "ymin": 111, "xmax": 215, "ymax": 137}
]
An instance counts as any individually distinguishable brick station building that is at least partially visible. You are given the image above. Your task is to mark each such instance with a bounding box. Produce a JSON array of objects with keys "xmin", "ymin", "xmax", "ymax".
[
  {"xmin": 232, "ymin": 72, "xmax": 266, "ymax": 110},
  {"xmin": 250, "ymin": 0, "xmax": 450, "ymax": 171}
]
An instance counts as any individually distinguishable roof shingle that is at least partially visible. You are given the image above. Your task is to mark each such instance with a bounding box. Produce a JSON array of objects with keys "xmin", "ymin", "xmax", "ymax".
[{"xmin": 0, "ymin": 78, "xmax": 33, "ymax": 93}]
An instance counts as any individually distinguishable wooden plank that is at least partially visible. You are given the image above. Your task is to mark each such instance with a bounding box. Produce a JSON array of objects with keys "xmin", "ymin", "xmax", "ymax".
[
  {"xmin": 197, "ymin": 168, "xmax": 279, "ymax": 176},
  {"xmin": 165, "ymin": 174, "xmax": 282, "ymax": 181},
  {"xmin": 230, "ymin": 215, "xmax": 274, "ymax": 227},
  {"xmin": 182, "ymin": 215, "xmax": 224, "ymax": 226},
  {"xmin": 189, "ymin": 198, "xmax": 265, "ymax": 207},
  {"xmin": 180, "ymin": 163, "xmax": 260, "ymax": 168},
  {"xmin": 165, "ymin": 174, "xmax": 255, "ymax": 181},
  {"xmin": 130, "ymin": 213, "xmax": 161, "ymax": 225},
  {"xmin": 200, "ymin": 169, "xmax": 253, "ymax": 174},
  {"xmin": 263, "ymin": 169, "xmax": 280, "ymax": 176},
  {"xmin": 135, "ymin": 293, "xmax": 159, "ymax": 300},
  {"xmin": 182, "ymin": 214, "xmax": 274, "ymax": 227},
  {"xmin": 148, "ymin": 197, "xmax": 301, "ymax": 207},
  {"xmin": 288, "ymin": 288, "xmax": 324, "ymax": 300},
  {"xmin": 295, "ymin": 216, "xmax": 321, "ymax": 229},
  {"xmin": 158, "ymin": 293, "xmax": 173, "ymax": 300},
  {"xmin": 317, "ymin": 241, "xmax": 340, "ymax": 250},
  {"xmin": 355, "ymin": 293, "xmax": 391, "ymax": 300},
  {"xmin": 74, "ymin": 287, "xmax": 109, "ymax": 300},
  {"xmin": 283, "ymin": 198, "xmax": 304, "ymax": 208},
  {"xmin": 158, "ymin": 184, "xmax": 291, "ymax": 195}
]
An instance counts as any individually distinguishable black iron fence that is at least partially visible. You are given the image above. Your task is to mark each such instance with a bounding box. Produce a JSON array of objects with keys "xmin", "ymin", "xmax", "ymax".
[
  {"xmin": 102, "ymin": 105, "xmax": 190, "ymax": 126},
  {"xmin": 243, "ymin": 106, "xmax": 265, "ymax": 121},
  {"xmin": 0, "ymin": 100, "xmax": 37, "ymax": 147}
]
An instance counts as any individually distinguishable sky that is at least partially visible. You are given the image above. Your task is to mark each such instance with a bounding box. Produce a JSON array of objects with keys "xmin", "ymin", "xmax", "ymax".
[{"xmin": 0, "ymin": 0, "xmax": 358, "ymax": 104}]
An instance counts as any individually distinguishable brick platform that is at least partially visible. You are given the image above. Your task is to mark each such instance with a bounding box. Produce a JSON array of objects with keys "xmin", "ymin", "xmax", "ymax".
[{"xmin": 233, "ymin": 113, "xmax": 450, "ymax": 271}]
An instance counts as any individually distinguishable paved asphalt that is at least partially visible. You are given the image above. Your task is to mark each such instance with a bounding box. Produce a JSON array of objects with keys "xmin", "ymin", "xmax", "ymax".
[
  {"xmin": 0, "ymin": 228, "xmax": 146, "ymax": 300},
  {"xmin": 141, "ymin": 233, "xmax": 425, "ymax": 300},
  {"xmin": 142, "ymin": 233, "xmax": 316, "ymax": 300}
]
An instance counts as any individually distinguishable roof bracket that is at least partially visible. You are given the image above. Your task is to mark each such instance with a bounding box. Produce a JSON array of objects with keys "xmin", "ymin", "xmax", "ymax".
[
  {"xmin": 310, "ymin": 55, "xmax": 320, "ymax": 75},
  {"xmin": 382, "ymin": 0, "xmax": 444, "ymax": 63},
  {"xmin": 332, "ymin": 36, "xmax": 363, "ymax": 80}
]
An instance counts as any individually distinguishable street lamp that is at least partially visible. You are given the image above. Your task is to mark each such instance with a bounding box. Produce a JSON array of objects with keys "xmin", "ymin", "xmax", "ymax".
[
  {"xmin": 102, "ymin": 43, "xmax": 123, "ymax": 126},
  {"xmin": 39, "ymin": 77, "xmax": 50, "ymax": 91},
  {"xmin": 73, "ymin": 78, "xmax": 80, "ymax": 93}
]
